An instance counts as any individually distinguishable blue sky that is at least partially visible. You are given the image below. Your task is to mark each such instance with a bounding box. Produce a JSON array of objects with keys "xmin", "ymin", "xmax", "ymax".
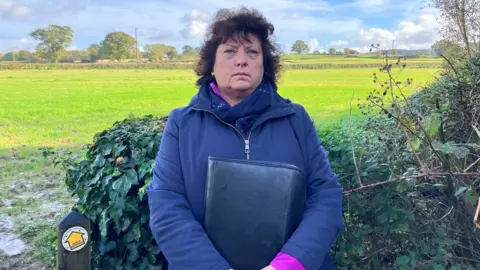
[{"xmin": 0, "ymin": 0, "xmax": 441, "ymax": 54}]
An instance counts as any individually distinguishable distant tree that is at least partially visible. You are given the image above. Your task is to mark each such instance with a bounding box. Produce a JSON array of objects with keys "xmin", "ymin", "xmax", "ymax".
[
  {"xmin": 29, "ymin": 25, "xmax": 74, "ymax": 63},
  {"xmin": 71, "ymin": 50, "xmax": 89, "ymax": 62},
  {"xmin": 350, "ymin": 49, "xmax": 359, "ymax": 54},
  {"xmin": 431, "ymin": 39, "xmax": 462, "ymax": 55},
  {"xmin": 165, "ymin": 46, "xmax": 178, "ymax": 59},
  {"xmin": 144, "ymin": 44, "xmax": 177, "ymax": 61},
  {"xmin": 0, "ymin": 53, "xmax": 3, "ymax": 61},
  {"xmin": 17, "ymin": 50, "xmax": 34, "ymax": 61},
  {"xmin": 182, "ymin": 45, "xmax": 196, "ymax": 55},
  {"xmin": 60, "ymin": 50, "xmax": 75, "ymax": 62},
  {"xmin": 291, "ymin": 40, "xmax": 309, "ymax": 54},
  {"xmin": 344, "ymin": 48, "xmax": 350, "ymax": 56},
  {"xmin": 195, "ymin": 47, "xmax": 201, "ymax": 54},
  {"xmin": 392, "ymin": 49, "xmax": 398, "ymax": 55},
  {"xmin": 427, "ymin": 0, "xmax": 480, "ymax": 59},
  {"xmin": 329, "ymin": 48, "xmax": 336, "ymax": 55},
  {"xmin": 431, "ymin": 39, "xmax": 465, "ymax": 63},
  {"xmin": 99, "ymin": 32, "xmax": 136, "ymax": 61},
  {"xmin": 87, "ymin": 44, "xmax": 100, "ymax": 61},
  {"xmin": 313, "ymin": 50, "xmax": 321, "ymax": 54},
  {"xmin": 2, "ymin": 52, "xmax": 15, "ymax": 61}
]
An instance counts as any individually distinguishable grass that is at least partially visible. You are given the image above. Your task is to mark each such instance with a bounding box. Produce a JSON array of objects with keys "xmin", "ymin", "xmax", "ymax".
[
  {"xmin": 0, "ymin": 147, "xmax": 74, "ymax": 269},
  {"xmin": 0, "ymin": 68, "xmax": 441, "ymax": 150},
  {"xmin": 280, "ymin": 54, "xmax": 443, "ymax": 65}
]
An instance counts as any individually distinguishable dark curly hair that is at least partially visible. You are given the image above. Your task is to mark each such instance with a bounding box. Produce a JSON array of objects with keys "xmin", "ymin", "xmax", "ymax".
[{"xmin": 195, "ymin": 7, "xmax": 282, "ymax": 90}]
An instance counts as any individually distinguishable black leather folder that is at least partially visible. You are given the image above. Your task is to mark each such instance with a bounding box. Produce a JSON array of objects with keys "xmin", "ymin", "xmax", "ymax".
[{"xmin": 205, "ymin": 156, "xmax": 307, "ymax": 270}]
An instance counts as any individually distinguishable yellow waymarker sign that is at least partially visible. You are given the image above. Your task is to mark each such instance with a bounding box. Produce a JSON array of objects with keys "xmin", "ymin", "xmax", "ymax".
[{"xmin": 61, "ymin": 226, "xmax": 89, "ymax": 252}]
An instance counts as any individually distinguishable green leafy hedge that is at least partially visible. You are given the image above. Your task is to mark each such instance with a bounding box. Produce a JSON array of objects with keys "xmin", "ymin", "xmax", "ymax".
[{"xmin": 60, "ymin": 115, "xmax": 168, "ymax": 269}]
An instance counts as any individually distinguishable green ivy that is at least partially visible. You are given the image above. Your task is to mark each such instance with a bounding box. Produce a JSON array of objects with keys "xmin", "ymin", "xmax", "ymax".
[{"xmin": 60, "ymin": 115, "xmax": 168, "ymax": 269}]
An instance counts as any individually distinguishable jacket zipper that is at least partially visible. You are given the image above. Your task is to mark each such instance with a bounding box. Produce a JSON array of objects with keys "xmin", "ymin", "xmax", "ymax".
[{"xmin": 193, "ymin": 108, "xmax": 252, "ymax": 160}]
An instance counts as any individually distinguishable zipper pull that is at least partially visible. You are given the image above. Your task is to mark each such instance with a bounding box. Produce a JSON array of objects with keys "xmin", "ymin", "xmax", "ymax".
[{"xmin": 244, "ymin": 139, "xmax": 250, "ymax": 159}]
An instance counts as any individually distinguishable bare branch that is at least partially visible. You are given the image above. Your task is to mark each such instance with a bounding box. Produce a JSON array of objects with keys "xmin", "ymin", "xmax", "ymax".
[
  {"xmin": 344, "ymin": 172, "xmax": 480, "ymax": 195},
  {"xmin": 349, "ymin": 92, "xmax": 363, "ymax": 187}
]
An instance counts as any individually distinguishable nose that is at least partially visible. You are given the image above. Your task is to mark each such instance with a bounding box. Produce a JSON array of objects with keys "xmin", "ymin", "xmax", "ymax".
[{"xmin": 235, "ymin": 49, "xmax": 248, "ymax": 67}]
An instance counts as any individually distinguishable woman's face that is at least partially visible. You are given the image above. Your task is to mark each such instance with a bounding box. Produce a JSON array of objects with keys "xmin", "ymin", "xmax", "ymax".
[{"xmin": 213, "ymin": 33, "xmax": 264, "ymax": 97}]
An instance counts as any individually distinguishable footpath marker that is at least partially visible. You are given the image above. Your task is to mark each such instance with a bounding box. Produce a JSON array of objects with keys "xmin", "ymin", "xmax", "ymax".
[{"xmin": 57, "ymin": 211, "xmax": 91, "ymax": 270}]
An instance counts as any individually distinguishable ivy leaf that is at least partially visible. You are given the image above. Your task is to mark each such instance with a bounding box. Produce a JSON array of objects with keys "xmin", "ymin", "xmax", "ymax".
[
  {"xmin": 111, "ymin": 197, "xmax": 125, "ymax": 220},
  {"xmin": 450, "ymin": 264, "xmax": 462, "ymax": 270},
  {"xmin": 102, "ymin": 142, "xmax": 113, "ymax": 156},
  {"xmin": 466, "ymin": 188, "xmax": 477, "ymax": 204},
  {"xmin": 127, "ymin": 243, "xmax": 139, "ymax": 263},
  {"xmin": 433, "ymin": 264, "xmax": 445, "ymax": 270},
  {"xmin": 115, "ymin": 144, "xmax": 127, "ymax": 156},
  {"xmin": 125, "ymin": 169, "xmax": 139, "ymax": 185},
  {"xmin": 377, "ymin": 213, "xmax": 388, "ymax": 224},
  {"xmin": 121, "ymin": 216, "xmax": 132, "ymax": 231},
  {"xmin": 424, "ymin": 112, "xmax": 442, "ymax": 137},
  {"xmin": 395, "ymin": 255, "xmax": 410, "ymax": 267},
  {"xmin": 432, "ymin": 140, "xmax": 470, "ymax": 159},
  {"xmin": 99, "ymin": 241, "xmax": 117, "ymax": 255},
  {"xmin": 93, "ymin": 154, "xmax": 106, "ymax": 167},
  {"xmin": 112, "ymin": 175, "xmax": 132, "ymax": 197}
]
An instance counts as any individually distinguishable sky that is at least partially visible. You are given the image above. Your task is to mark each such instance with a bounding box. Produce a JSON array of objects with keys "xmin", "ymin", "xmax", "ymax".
[{"xmin": 0, "ymin": 0, "xmax": 442, "ymax": 54}]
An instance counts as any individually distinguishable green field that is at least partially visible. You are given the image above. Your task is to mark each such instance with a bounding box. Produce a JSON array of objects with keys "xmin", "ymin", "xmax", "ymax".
[
  {"xmin": 281, "ymin": 54, "xmax": 443, "ymax": 65},
  {"xmin": 0, "ymin": 67, "xmax": 441, "ymax": 150}
]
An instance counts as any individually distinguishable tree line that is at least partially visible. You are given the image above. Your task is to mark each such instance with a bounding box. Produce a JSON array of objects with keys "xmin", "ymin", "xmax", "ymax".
[
  {"xmin": 290, "ymin": 40, "xmax": 362, "ymax": 55},
  {"xmin": 0, "ymin": 25, "xmax": 201, "ymax": 63}
]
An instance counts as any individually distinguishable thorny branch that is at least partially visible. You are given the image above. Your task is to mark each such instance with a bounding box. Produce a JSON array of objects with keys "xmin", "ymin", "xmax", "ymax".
[{"xmin": 344, "ymin": 172, "xmax": 480, "ymax": 196}]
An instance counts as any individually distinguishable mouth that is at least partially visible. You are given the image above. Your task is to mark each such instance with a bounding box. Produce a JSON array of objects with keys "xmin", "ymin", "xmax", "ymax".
[{"xmin": 233, "ymin": 73, "xmax": 250, "ymax": 77}]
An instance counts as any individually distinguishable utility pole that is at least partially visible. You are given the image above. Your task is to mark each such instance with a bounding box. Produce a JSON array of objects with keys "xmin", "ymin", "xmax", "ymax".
[{"xmin": 135, "ymin": 28, "xmax": 139, "ymax": 62}]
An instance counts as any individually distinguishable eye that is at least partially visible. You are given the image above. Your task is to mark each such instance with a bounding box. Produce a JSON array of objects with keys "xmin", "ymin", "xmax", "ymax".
[
  {"xmin": 247, "ymin": 49, "xmax": 259, "ymax": 55},
  {"xmin": 224, "ymin": 49, "xmax": 235, "ymax": 54}
]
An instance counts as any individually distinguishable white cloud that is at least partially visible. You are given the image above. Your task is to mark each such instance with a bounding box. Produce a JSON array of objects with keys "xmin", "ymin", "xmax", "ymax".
[
  {"xmin": 282, "ymin": 12, "xmax": 304, "ymax": 20},
  {"xmin": 0, "ymin": 0, "xmax": 30, "ymax": 18},
  {"xmin": 182, "ymin": 9, "xmax": 210, "ymax": 22},
  {"xmin": 0, "ymin": 0, "xmax": 443, "ymax": 54},
  {"xmin": 307, "ymin": 38, "xmax": 319, "ymax": 52},
  {"xmin": 329, "ymin": 40, "xmax": 349, "ymax": 48},
  {"xmin": 357, "ymin": 28, "xmax": 395, "ymax": 51},
  {"xmin": 181, "ymin": 20, "xmax": 208, "ymax": 39},
  {"xmin": 356, "ymin": 11, "xmax": 440, "ymax": 52},
  {"xmin": 0, "ymin": 0, "xmax": 13, "ymax": 12},
  {"xmin": 180, "ymin": 9, "xmax": 209, "ymax": 39},
  {"xmin": 334, "ymin": 0, "xmax": 390, "ymax": 13},
  {"xmin": 11, "ymin": 5, "xmax": 30, "ymax": 18}
]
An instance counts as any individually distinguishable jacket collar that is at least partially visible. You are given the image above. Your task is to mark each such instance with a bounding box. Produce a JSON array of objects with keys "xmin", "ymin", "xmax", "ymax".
[{"xmin": 190, "ymin": 80, "xmax": 296, "ymax": 127}]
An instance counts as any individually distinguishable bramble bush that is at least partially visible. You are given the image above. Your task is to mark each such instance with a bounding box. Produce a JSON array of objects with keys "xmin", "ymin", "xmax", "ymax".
[
  {"xmin": 47, "ymin": 52, "xmax": 480, "ymax": 269},
  {"xmin": 325, "ymin": 49, "xmax": 480, "ymax": 269}
]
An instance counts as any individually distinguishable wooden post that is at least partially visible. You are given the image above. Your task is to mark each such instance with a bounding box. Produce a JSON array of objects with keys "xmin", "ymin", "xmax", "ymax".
[{"xmin": 57, "ymin": 211, "xmax": 91, "ymax": 270}]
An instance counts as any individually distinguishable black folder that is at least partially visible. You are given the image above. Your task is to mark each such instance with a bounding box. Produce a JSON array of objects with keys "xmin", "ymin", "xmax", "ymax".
[{"xmin": 205, "ymin": 156, "xmax": 307, "ymax": 270}]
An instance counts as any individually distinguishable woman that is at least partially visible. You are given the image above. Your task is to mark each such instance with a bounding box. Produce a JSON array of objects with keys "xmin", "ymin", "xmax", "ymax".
[{"xmin": 147, "ymin": 7, "xmax": 343, "ymax": 270}]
